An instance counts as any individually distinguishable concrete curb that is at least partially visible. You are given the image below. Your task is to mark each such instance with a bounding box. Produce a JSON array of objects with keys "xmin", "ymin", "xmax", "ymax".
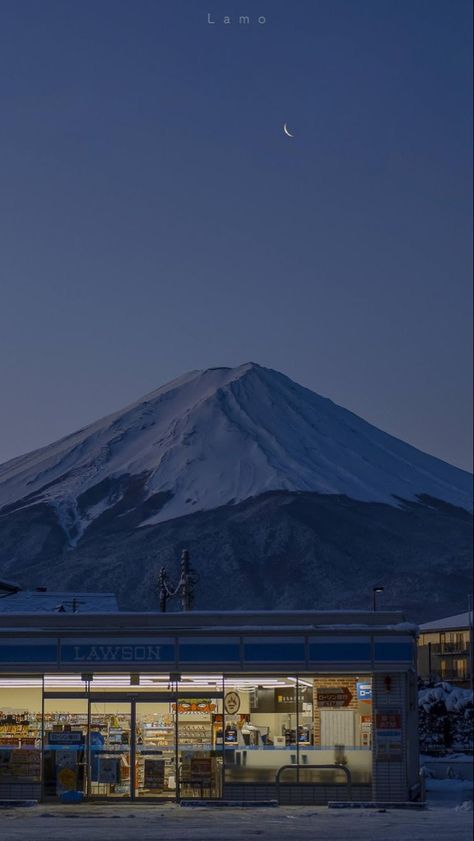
[
  {"xmin": 0, "ymin": 800, "xmax": 38, "ymax": 809},
  {"xmin": 328, "ymin": 801, "xmax": 426, "ymax": 809},
  {"xmin": 180, "ymin": 799, "xmax": 279, "ymax": 808}
]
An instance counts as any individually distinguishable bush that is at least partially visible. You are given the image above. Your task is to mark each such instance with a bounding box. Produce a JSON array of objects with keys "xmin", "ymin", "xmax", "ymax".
[{"xmin": 418, "ymin": 682, "xmax": 473, "ymax": 753}]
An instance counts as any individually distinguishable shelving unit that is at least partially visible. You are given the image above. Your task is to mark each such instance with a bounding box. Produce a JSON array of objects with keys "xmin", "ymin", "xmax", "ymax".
[
  {"xmin": 0, "ymin": 705, "xmax": 221, "ymax": 799},
  {"xmin": 0, "ymin": 711, "xmax": 41, "ymax": 789},
  {"xmin": 140, "ymin": 723, "xmax": 174, "ymax": 749},
  {"xmin": 136, "ymin": 718, "xmax": 175, "ymax": 794},
  {"xmin": 178, "ymin": 721, "xmax": 212, "ymax": 750}
]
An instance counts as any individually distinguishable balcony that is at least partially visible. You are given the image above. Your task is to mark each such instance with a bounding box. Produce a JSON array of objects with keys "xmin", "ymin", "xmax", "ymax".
[
  {"xmin": 430, "ymin": 642, "xmax": 470, "ymax": 655},
  {"xmin": 438, "ymin": 668, "xmax": 469, "ymax": 682}
]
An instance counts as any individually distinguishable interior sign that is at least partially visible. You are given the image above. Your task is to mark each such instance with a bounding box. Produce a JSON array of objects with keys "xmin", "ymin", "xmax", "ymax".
[
  {"xmin": 356, "ymin": 681, "xmax": 372, "ymax": 701},
  {"xmin": 172, "ymin": 700, "xmax": 217, "ymax": 714},
  {"xmin": 224, "ymin": 691, "xmax": 241, "ymax": 715},
  {"xmin": 317, "ymin": 687, "xmax": 353, "ymax": 708}
]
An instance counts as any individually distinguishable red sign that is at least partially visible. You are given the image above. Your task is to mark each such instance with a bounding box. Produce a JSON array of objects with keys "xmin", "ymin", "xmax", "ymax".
[
  {"xmin": 172, "ymin": 700, "xmax": 217, "ymax": 714},
  {"xmin": 317, "ymin": 687, "xmax": 353, "ymax": 708},
  {"xmin": 376, "ymin": 711, "xmax": 401, "ymax": 730}
]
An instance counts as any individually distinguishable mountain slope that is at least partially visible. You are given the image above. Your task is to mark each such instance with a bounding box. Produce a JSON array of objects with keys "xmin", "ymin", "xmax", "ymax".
[
  {"xmin": 0, "ymin": 363, "xmax": 471, "ymax": 548},
  {"xmin": 0, "ymin": 490, "xmax": 471, "ymax": 621}
]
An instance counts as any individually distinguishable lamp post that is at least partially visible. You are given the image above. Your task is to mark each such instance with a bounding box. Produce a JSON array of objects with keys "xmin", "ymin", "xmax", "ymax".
[{"xmin": 373, "ymin": 587, "xmax": 384, "ymax": 611}]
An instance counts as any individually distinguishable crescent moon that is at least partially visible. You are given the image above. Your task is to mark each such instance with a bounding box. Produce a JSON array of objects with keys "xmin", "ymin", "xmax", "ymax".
[{"xmin": 283, "ymin": 122, "xmax": 294, "ymax": 138}]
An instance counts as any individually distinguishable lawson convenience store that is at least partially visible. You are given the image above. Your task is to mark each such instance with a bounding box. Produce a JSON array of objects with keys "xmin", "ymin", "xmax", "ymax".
[{"xmin": 0, "ymin": 610, "xmax": 420, "ymax": 804}]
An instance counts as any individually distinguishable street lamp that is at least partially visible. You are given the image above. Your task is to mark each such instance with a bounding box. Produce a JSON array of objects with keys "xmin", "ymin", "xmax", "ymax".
[{"xmin": 373, "ymin": 587, "xmax": 384, "ymax": 611}]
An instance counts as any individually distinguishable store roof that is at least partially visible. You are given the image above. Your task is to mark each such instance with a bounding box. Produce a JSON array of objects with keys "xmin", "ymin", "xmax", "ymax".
[
  {"xmin": 0, "ymin": 579, "xmax": 21, "ymax": 594},
  {"xmin": 0, "ymin": 590, "xmax": 119, "ymax": 613},
  {"xmin": 0, "ymin": 608, "xmax": 413, "ymax": 634},
  {"xmin": 419, "ymin": 611, "xmax": 472, "ymax": 632}
]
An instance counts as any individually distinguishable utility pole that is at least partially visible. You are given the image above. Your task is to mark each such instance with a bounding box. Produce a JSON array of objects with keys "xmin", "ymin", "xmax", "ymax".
[
  {"xmin": 179, "ymin": 550, "xmax": 193, "ymax": 611},
  {"xmin": 158, "ymin": 568, "xmax": 169, "ymax": 613},
  {"xmin": 158, "ymin": 550, "xmax": 198, "ymax": 612}
]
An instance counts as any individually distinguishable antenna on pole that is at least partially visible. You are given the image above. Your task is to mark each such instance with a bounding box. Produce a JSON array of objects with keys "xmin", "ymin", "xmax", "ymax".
[
  {"xmin": 158, "ymin": 567, "xmax": 169, "ymax": 613},
  {"xmin": 158, "ymin": 550, "xmax": 198, "ymax": 612},
  {"xmin": 180, "ymin": 550, "xmax": 192, "ymax": 611}
]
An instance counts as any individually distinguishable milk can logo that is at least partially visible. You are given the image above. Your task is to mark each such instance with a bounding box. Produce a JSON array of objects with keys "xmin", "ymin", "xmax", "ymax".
[{"xmin": 207, "ymin": 13, "xmax": 267, "ymax": 25}]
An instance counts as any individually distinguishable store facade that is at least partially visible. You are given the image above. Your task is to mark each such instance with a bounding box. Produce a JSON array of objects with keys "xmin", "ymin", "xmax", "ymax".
[{"xmin": 0, "ymin": 610, "xmax": 419, "ymax": 804}]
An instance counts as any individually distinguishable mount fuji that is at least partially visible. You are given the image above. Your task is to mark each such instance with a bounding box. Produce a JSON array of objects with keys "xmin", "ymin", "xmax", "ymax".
[{"xmin": 0, "ymin": 363, "xmax": 471, "ymax": 618}]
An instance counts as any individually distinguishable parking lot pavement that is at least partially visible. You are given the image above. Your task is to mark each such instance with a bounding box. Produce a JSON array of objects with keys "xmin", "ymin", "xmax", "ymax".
[{"xmin": 0, "ymin": 802, "xmax": 473, "ymax": 841}]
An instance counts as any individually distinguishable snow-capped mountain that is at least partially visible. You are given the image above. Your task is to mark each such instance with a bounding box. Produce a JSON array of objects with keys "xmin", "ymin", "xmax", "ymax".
[
  {"xmin": 0, "ymin": 363, "xmax": 471, "ymax": 619},
  {"xmin": 0, "ymin": 363, "xmax": 471, "ymax": 547}
]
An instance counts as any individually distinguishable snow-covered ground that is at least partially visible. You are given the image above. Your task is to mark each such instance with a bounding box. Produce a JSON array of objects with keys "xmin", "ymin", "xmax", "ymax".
[
  {"xmin": 421, "ymin": 753, "xmax": 474, "ymax": 782},
  {"xmin": 426, "ymin": 778, "xmax": 473, "ymax": 807},
  {"xmin": 0, "ymin": 799, "xmax": 472, "ymax": 841}
]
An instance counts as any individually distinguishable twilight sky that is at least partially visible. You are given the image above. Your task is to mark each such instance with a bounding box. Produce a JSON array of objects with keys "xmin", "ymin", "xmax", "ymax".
[{"xmin": 0, "ymin": 0, "xmax": 472, "ymax": 470}]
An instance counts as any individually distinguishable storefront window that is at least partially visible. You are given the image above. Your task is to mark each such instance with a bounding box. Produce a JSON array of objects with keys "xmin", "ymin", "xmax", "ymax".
[
  {"xmin": 304, "ymin": 674, "xmax": 373, "ymax": 785},
  {"xmin": 176, "ymin": 677, "xmax": 223, "ymax": 799},
  {"xmin": 222, "ymin": 675, "xmax": 372, "ymax": 787},
  {"xmin": 43, "ymin": 695, "xmax": 88, "ymax": 800},
  {"xmin": 1, "ymin": 671, "xmax": 373, "ymax": 799},
  {"xmin": 223, "ymin": 676, "xmax": 298, "ymax": 784},
  {"xmin": 0, "ymin": 678, "xmax": 42, "ymax": 798}
]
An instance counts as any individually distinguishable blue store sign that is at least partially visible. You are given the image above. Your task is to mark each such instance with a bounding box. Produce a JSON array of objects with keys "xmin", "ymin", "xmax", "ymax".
[
  {"xmin": 0, "ymin": 641, "xmax": 57, "ymax": 663},
  {"xmin": 357, "ymin": 681, "xmax": 372, "ymax": 701},
  {"xmin": 60, "ymin": 638, "xmax": 176, "ymax": 664},
  {"xmin": 0, "ymin": 634, "xmax": 416, "ymax": 670}
]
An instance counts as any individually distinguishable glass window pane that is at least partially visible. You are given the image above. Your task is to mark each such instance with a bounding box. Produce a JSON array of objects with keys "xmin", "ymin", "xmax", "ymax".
[
  {"xmin": 304, "ymin": 674, "xmax": 372, "ymax": 786},
  {"xmin": 136, "ymin": 699, "xmax": 176, "ymax": 798},
  {"xmin": 223, "ymin": 676, "xmax": 297, "ymax": 785},
  {"xmin": 0, "ymin": 678, "xmax": 42, "ymax": 800},
  {"xmin": 43, "ymin": 695, "xmax": 88, "ymax": 801},
  {"xmin": 88, "ymin": 700, "xmax": 131, "ymax": 798},
  {"xmin": 177, "ymin": 674, "xmax": 223, "ymax": 799}
]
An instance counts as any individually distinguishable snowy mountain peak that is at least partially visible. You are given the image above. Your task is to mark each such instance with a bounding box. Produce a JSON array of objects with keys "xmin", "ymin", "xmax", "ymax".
[{"xmin": 0, "ymin": 364, "xmax": 471, "ymax": 542}]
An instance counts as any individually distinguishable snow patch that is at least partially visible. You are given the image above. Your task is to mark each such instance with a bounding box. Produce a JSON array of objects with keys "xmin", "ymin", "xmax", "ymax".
[{"xmin": 419, "ymin": 683, "xmax": 473, "ymax": 714}]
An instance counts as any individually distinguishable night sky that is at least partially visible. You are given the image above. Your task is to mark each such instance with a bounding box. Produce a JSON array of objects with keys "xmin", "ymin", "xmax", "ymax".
[{"xmin": 0, "ymin": 0, "xmax": 472, "ymax": 470}]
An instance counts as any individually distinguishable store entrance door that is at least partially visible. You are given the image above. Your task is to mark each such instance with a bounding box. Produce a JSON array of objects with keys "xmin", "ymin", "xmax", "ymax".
[
  {"xmin": 89, "ymin": 693, "xmax": 178, "ymax": 801},
  {"xmin": 88, "ymin": 697, "xmax": 133, "ymax": 799},
  {"xmin": 135, "ymin": 699, "xmax": 177, "ymax": 798},
  {"xmin": 42, "ymin": 690, "xmax": 223, "ymax": 802}
]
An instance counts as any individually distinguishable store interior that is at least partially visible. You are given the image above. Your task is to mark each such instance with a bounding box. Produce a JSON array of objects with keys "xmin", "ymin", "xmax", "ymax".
[{"xmin": 0, "ymin": 674, "xmax": 373, "ymax": 799}]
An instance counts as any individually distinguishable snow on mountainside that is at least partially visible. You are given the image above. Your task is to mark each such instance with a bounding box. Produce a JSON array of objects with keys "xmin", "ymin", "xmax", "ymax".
[{"xmin": 0, "ymin": 363, "xmax": 471, "ymax": 544}]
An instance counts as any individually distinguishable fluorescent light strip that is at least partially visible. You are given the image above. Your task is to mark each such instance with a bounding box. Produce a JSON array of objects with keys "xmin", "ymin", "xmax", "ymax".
[
  {"xmin": 287, "ymin": 676, "xmax": 313, "ymax": 687},
  {"xmin": 1, "ymin": 675, "xmax": 296, "ymax": 689}
]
